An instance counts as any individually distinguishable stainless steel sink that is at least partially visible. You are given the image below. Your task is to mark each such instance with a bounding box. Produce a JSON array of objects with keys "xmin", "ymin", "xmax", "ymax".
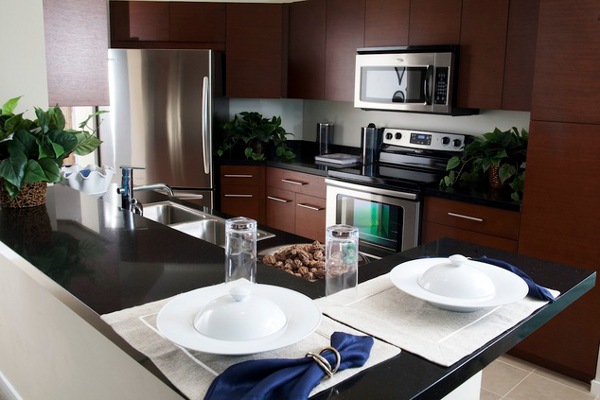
[{"xmin": 142, "ymin": 201, "xmax": 275, "ymax": 247}]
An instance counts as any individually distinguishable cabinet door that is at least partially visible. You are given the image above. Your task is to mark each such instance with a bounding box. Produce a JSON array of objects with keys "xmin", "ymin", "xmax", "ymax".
[
  {"xmin": 515, "ymin": 121, "xmax": 600, "ymax": 381},
  {"xmin": 408, "ymin": 0, "xmax": 461, "ymax": 45},
  {"xmin": 220, "ymin": 165, "xmax": 265, "ymax": 224},
  {"xmin": 43, "ymin": 0, "xmax": 109, "ymax": 106},
  {"xmin": 169, "ymin": 3, "xmax": 226, "ymax": 45},
  {"xmin": 364, "ymin": 0, "xmax": 410, "ymax": 47},
  {"xmin": 226, "ymin": 4, "xmax": 286, "ymax": 98},
  {"xmin": 456, "ymin": 0, "xmax": 509, "ymax": 110},
  {"xmin": 266, "ymin": 187, "xmax": 296, "ymax": 234},
  {"xmin": 295, "ymin": 194, "xmax": 326, "ymax": 243},
  {"xmin": 110, "ymin": 1, "xmax": 169, "ymax": 43},
  {"xmin": 288, "ymin": 0, "xmax": 327, "ymax": 99},
  {"xmin": 501, "ymin": 0, "xmax": 540, "ymax": 111},
  {"xmin": 325, "ymin": 0, "xmax": 365, "ymax": 102},
  {"xmin": 531, "ymin": 0, "xmax": 600, "ymax": 124}
]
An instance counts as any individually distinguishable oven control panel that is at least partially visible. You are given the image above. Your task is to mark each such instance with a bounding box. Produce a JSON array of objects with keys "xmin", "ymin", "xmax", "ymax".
[{"xmin": 381, "ymin": 128, "xmax": 467, "ymax": 152}]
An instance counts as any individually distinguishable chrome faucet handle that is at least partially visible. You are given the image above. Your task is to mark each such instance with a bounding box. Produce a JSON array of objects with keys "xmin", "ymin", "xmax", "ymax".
[{"xmin": 118, "ymin": 165, "xmax": 145, "ymax": 212}]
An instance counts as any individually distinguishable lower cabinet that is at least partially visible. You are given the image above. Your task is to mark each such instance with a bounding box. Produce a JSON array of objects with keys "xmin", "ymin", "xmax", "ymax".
[
  {"xmin": 219, "ymin": 165, "xmax": 265, "ymax": 224},
  {"xmin": 422, "ymin": 196, "xmax": 520, "ymax": 252},
  {"xmin": 266, "ymin": 167, "xmax": 326, "ymax": 243}
]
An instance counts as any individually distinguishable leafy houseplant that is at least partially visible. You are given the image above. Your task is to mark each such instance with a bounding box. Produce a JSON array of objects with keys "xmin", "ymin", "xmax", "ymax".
[
  {"xmin": 440, "ymin": 127, "xmax": 528, "ymax": 201},
  {"xmin": 0, "ymin": 96, "xmax": 103, "ymax": 204},
  {"xmin": 217, "ymin": 111, "xmax": 295, "ymax": 161}
]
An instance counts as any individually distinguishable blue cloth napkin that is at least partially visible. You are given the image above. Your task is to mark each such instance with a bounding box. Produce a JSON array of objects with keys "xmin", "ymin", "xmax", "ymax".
[
  {"xmin": 473, "ymin": 256, "xmax": 555, "ymax": 302},
  {"xmin": 203, "ymin": 332, "xmax": 374, "ymax": 400}
]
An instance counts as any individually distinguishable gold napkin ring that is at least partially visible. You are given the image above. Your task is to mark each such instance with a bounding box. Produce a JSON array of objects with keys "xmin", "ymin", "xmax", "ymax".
[{"xmin": 306, "ymin": 346, "xmax": 341, "ymax": 378}]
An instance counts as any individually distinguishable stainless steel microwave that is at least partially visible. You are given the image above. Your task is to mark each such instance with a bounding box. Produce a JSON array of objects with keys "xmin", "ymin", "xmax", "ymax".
[{"xmin": 354, "ymin": 45, "xmax": 477, "ymax": 115}]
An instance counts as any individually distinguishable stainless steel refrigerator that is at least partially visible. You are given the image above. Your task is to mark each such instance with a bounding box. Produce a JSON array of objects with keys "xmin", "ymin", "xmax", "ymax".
[{"xmin": 101, "ymin": 49, "xmax": 228, "ymax": 208}]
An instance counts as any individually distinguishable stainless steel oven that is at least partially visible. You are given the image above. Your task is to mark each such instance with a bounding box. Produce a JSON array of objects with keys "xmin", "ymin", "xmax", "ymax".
[
  {"xmin": 325, "ymin": 127, "xmax": 469, "ymax": 260},
  {"xmin": 325, "ymin": 178, "xmax": 420, "ymax": 260}
]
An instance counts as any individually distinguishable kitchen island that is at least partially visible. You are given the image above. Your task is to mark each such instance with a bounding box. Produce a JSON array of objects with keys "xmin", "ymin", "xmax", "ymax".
[{"xmin": 0, "ymin": 184, "xmax": 595, "ymax": 399}]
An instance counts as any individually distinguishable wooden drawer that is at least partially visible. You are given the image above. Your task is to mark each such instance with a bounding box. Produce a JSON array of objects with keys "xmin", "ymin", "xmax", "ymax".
[
  {"xmin": 295, "ymin": 193, "xmax": 326, "ymax": 243},
  {"xmin": 422, "ymin": 222, "xmax": 519, "ymax": 253},
  {"xmin": 266, "ymin": 167, "xmax": 326, "ymax": 198},
  {"xmin": 424, "ymin": 197, "xmax": 520, "ymax": 240},
  {"xmin": 220, "ymin": 165, "xmax": 265, "ymax": 185},
  {"xmin": 265, "ymin": 187, "xmax": 295, "ymax": 233}
]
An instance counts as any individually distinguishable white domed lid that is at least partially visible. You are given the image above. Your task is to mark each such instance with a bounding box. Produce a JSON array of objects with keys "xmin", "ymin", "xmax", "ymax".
[
  {"xmin": 417, "ymin": 254, "xmax": 496, "ymax": 299},
  {"xmin": 193, "ymin": 285, "xmax": 287, "ymax": 341}
]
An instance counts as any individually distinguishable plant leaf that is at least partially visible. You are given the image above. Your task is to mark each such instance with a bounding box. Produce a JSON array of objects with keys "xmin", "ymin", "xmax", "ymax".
[
  {"xmin": 0, "ymin": 151, "xmax": 26, "ymax": 188},
  {"xmin": 22, "ymin": 159, "xmax": 48, "ymax": 184},
  {"xmin": 2, "ymin": 96, "xmax": 21, "ymax": 115}
]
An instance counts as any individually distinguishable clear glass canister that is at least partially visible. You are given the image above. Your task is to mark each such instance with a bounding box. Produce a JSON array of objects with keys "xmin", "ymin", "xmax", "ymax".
[
  {"xmin": 325, "ymin": 224, "xmax": 359, "ymax": 298},
  {"xmin": 225, "ymin": 217, "xmax": 257, "ymax": 284}
]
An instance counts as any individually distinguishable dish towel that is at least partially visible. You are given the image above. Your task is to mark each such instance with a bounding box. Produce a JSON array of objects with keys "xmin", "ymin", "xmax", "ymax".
[
  {"xmin": 204, "ymin": 332, "xmax": 374, "ymax": 400},
  {"xmin": 473, "ymin": 256, "xmax": 555, "ymax": 302}
]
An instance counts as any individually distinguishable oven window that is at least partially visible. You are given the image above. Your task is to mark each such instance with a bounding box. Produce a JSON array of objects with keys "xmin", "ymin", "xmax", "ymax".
[{"xmin": 336, "ymin": 194, "xmax": 403, "ymax": 253}]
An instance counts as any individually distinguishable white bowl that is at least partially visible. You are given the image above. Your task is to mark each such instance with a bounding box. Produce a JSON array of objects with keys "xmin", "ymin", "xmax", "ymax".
[
  {"xmin": 61, "ymin": 164, "xmax": 115, "ymax": 196},
  {"xmin": 193, "ymin": 284, "xmax": 287, "ymax": 341},
  {"xmin": 417, "ymin": 254, "xmax": 496, "ymax": 299}
]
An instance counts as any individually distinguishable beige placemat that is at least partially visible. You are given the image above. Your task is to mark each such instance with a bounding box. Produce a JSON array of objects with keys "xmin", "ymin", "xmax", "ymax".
[
  {"xmin": 316, "ymin": 273, "xmax": 558, "ymax": 367},
  {"xmin": 101, "ymin": 291, "xmax": 400, "ymax": 400}
]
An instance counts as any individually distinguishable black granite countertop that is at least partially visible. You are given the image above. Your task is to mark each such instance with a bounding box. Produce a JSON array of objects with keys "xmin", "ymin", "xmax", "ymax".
[
  {"xmin": 0, "ymin": 184, "xmax": 594, "ymax": 399},
  {"xmin": 218, "ymin": 140, "xmax": 521, "ymax": 211}
]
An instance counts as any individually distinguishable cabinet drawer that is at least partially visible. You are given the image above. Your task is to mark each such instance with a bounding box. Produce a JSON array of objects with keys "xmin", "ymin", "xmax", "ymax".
[
  {"xmin": 295, "ymin": 194, "xmax": 326, "ymax": 243},
  {"xmin": 424, "ymin": 197, "xmax": 520, "ymax": 240},
  {"xmin": 265, "ymin": 187, "xmax": 295, "ymax": 233},
  {"xmin": 220, "ymin": 165, "xmax": 265, "ymax": 185},
  {"xmin": 266, "ymin": 167, "xmax": 326, "ymax": 198}
]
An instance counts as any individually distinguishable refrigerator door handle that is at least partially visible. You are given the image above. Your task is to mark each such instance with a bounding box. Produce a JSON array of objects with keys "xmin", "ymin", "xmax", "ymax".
[{"xmin": 202, "ymin": 75, "xmax": 210, "ymax": 175}]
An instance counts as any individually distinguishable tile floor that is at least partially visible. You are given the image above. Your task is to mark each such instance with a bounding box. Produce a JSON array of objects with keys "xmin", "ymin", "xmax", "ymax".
[{"xmin": 481, "ymin": 355, "xmax": 599, "ymax": 400}]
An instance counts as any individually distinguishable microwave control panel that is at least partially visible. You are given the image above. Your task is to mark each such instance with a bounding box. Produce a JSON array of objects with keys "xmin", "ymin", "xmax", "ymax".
[{"xmin": 434, "ymin": 67, "xmax": 449, "ymax": 105}]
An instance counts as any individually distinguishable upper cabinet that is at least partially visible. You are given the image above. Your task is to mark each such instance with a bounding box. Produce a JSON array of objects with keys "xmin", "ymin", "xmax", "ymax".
[
  {"xmin": 456, "ymin": 0, "xmax": 509, "ymax": 110},
  {"xmin": 43, "ymin": 0, "xmax": 109, "ymax": 106},
  {"xmin": 288, "ymin": 0, "xmax": 327, "ymax": 99},
  {"xmin": 408, "ymin": 0, "xmax": 462, "ymax": 45},
  {"xmin": 109, "ymin": 1, "xmax": 226, "ymax": 49},
  {"xmin": 226, "ymin": 3, "xmax": 287, "ymax": 98},
  {"xmin": 531, "ymin": 0, "xmax": 600, "ymax": 124},
  {"xmin": 325, "ymin": 0, "xmax": 365, "ymax": 102},
  {"xmin": 364, "ymin": 0, "xmax": 410, "ymax": 47}
]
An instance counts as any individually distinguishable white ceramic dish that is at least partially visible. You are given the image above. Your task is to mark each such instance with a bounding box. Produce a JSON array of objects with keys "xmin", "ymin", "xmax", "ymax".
[
  {"xmin": 156, "ymin": 284, "xmax": 322, "ymax": 354},
  {"xmin": 61, "ymin": 164, "xmax": 115, "ymax": 196},
  {"xmin": 390, "ymin": 258, "xmax": 528, "ymax": 312}
]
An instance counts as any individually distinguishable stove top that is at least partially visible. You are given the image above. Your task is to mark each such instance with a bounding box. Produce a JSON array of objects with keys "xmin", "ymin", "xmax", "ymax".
[{"xmin": 327, "ymin": 128, "xmax": 470, "ymax": 192}]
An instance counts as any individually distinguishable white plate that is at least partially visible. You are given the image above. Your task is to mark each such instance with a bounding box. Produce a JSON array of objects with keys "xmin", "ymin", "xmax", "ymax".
[
  {"xmin": 390, "ymin": 258, "xmax": 529, "ymax": 312},
  {"xmin": 156, "ymin": 284, "xmax": 322, "ymax": 354}
]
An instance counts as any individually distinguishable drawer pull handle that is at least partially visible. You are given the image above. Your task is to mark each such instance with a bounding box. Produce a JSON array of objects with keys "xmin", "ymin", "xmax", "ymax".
[
  {"xmin": 447, "ymin": 212, "xmax": 483, "ymax": 222},
  {"xmin": 224, "ymin": 194, "xmax": 253, "ymax": 198},
  {"xmin": 267, "ymin": 196, "xmax": 291, "ymax": 203},
  {"xmin": 281, "ymin": 178, "xmax": 306, "ymax": 186},
  {"xmin": 224, "ymin": 174, "xmax": 253, "ymax": 178},
  {"xmin": 297, "ymin": 203, "xmax": 324, "ymax": 211}
]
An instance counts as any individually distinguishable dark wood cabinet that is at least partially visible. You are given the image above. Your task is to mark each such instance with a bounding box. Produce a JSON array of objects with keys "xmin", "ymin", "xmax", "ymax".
[
  {"xmin": 530, "ymin": 0, "xmax": 600, "ymax": 124},
  {"xmin": 501, "ymin": 0, "xmax": 540, "ymax": 111},
  {"xmin": 219, "ymin": 165, "xmax": 266, "ymax": 224},
  {"xmin": 266, "ymin": 168, "xmax": 326, "ymax": 243},
  {"xmin": 364, "ymin": 0, "xmax": 410, "ymax": 47},
  {"xmin": 456, "ymin": 0, "xmax": 509, "ymax": 110},
  {"xmin": 408, "ymin": 0, "xmax": 461, "ymax": 45},
  {"xmin": 325, "ymin": 0, "xmax": 365, "ymax": 102},
  {"xmin": 288, "ymin": 0, "xmax": 327, "ymax": 99},
  {"xmin": 43, "ymin": 0, "xmax": 109, "ymax": 106},
  {"xmin": 109, "ymin": 1, "xmax": 226, "ymax": 49},
  {"xmin": 515, "ymin": 121, "xmax": 600, "ymax": 382},
  {"xmin": 422, "ymin": 197, "xmax": 520, "ymax": 253},
  {"xmin": 226, "ymin": 3, "xmax": 287, "ymax": 99}
]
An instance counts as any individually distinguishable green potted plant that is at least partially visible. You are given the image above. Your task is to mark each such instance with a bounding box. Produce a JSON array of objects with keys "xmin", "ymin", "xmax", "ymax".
[
  {"xmin": 216, "ymin": 111, "xmax": 295, "ymax": 161},
  {"xmin": 440, "ymin": 127, "xmax": 528, "ymax": 201},
  {"xmin": 0, "ymin": 96, "xmax": 103, "ymax": 207}
]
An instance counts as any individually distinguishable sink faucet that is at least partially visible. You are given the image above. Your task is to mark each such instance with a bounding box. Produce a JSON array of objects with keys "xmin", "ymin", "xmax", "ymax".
[{"xmin": 118, "ymin": 166, "xmax": 174, "ymax": 215}]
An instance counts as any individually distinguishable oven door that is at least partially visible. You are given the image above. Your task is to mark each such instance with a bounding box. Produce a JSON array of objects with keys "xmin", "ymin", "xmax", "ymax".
[{"xmin": 325, "ymin": 179, "xmax": 420, "ymax": 259}]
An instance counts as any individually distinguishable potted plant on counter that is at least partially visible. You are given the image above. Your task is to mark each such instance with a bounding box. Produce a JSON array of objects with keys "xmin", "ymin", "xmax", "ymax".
[
  {"xmin": 216, "ymin": 111, "xmax": 295, "ymax": 161},
  {"xmin": 0, "ymin": 96, "xmax": 103, "ymax": 208},
  {"xmin": 440, "ymin": 127, "xmax": 528, "ymax": 201}
]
